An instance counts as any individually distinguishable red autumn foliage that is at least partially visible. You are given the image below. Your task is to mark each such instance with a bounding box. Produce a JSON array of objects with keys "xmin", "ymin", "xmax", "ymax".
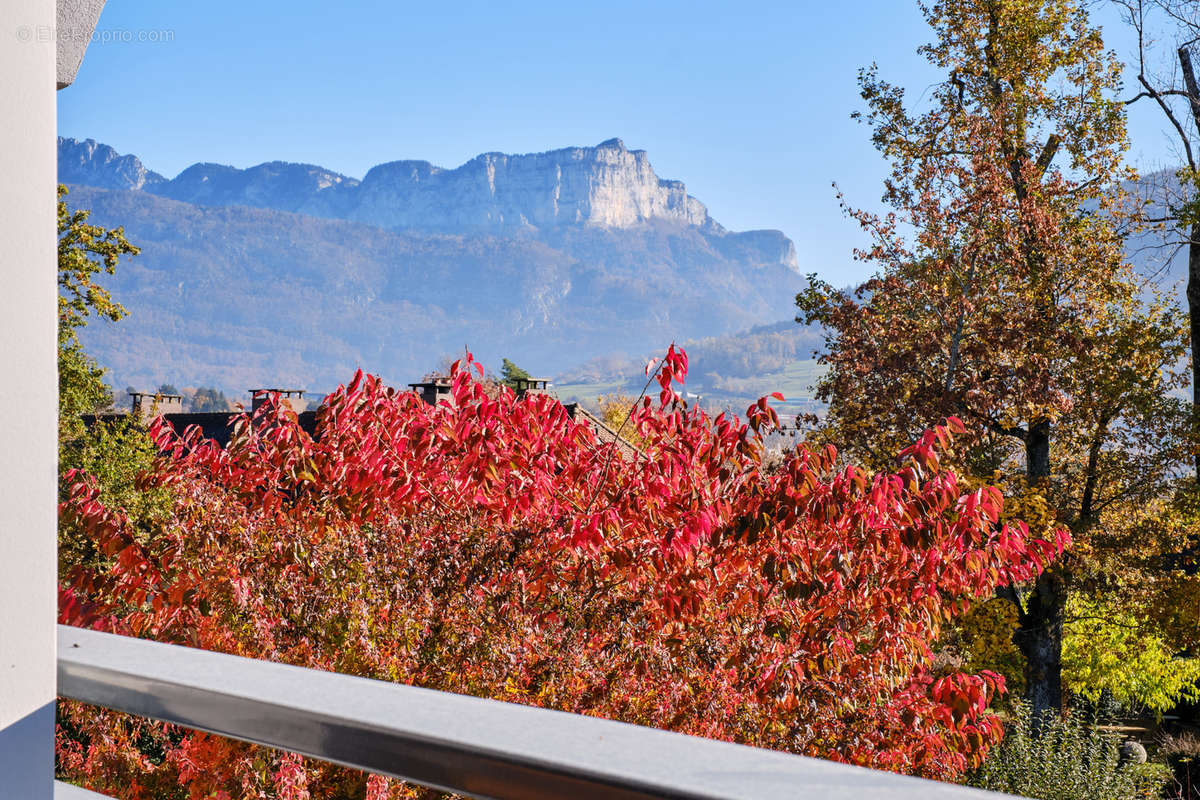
[{"xmin": 56, "ymin": 347, "xmax": 1067, "ymax": 798}]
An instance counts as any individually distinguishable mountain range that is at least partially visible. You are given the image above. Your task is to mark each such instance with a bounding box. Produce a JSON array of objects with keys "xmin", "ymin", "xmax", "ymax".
[{"xmin": 58, "ymin": 136, "xmax": 805, "ymax": 396}]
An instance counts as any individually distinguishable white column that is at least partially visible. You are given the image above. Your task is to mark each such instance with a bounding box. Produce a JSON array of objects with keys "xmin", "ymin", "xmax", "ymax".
[{"xmin": 0, "ymin": 0, "xmax": 59, "ymax": 796}]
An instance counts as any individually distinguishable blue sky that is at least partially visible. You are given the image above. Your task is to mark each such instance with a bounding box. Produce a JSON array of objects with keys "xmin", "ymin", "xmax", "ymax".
[{"xmin": 58, "ymin": 1, "xmax": 1179, "ymax": 284}]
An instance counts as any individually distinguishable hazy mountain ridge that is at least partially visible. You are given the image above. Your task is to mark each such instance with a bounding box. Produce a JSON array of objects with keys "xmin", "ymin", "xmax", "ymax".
[
  {"xmin": 58, "ymin": 136, "xmax": 808, "ymax": 393},
  {"xmin": 60, "ymin": 184, "xmax": 803, "ymax": 392},
  {"xmin": 155, "ymin": 160, "xmax": 362, "ymax": 217},
  {"xmin": 59, "ymin": 136, "xmax": 798, "ymax": 267}
]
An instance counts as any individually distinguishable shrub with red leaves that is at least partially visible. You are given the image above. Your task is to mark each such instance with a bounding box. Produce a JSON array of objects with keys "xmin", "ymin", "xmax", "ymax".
[{"xmin": 57, "ymin": 347, "xmax": 1067, "ymax": 798}]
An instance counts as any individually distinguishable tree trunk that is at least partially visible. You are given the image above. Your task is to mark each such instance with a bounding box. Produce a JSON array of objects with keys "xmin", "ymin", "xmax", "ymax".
[
  {"xmin": 1026, "ymin": 418, "xmax": 1050, "ymax": 482},
  {"xmin": 1178, "ymin": 47, "xmax": 1200, "ymax": 483},
  {"xmin": 1014, "ymin": 418, "xmax": 1064, "ymax": 721},
  {"xmin": 1013, "ymin": 572, "xmax": 1065, "ymax": 722},
  {"xmin": 1189, "ymin": 224, "xmax": 1200, "ymax": 483}
]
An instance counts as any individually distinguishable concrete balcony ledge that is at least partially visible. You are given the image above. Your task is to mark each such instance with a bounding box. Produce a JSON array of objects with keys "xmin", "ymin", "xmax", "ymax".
[
  {"xmin": 56, "ymin": 625, "xmax": 1011, "ymax": 800},
  {"xmin": 56, "ymin": 0, "xmax": 106, "ymax": 88}
]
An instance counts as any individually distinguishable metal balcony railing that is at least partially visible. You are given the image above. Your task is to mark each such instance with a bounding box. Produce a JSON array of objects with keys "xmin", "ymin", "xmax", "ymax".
[{"xmin": 55, "ymin": 625, "xmax": 1007, "ymax": 799}]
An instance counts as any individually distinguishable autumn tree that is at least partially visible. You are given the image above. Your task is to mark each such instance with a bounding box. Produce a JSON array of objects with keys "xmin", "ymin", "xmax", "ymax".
[
  {"xmin": 593, "ymin": 392, "xmax": 640, "ymax": 445},
  {"xmin": 798, "ymin": 0, "xmax": 1193, "ymax": 717}
]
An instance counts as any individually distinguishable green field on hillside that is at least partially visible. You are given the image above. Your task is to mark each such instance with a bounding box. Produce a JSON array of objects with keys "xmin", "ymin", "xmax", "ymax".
[
  {"xmin": 762, "ymin": 359, "xmax": 826, "ymax": 403},
  {"xmin": 551, "ymin": 378, "xmax": 632, "ymax": 407}
]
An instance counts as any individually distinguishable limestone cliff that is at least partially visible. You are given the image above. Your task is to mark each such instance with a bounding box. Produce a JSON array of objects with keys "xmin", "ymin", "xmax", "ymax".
[
  {"xmin": 57, "ymin": 136, "xmax": 798, "ymax": 272},
  {"xmin": 347, "ymin": 138, "xmax": 716, "ymax": 232}
]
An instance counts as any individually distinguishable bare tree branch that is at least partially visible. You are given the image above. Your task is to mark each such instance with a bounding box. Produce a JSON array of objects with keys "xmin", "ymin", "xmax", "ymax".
[{"xmin": 1124, "ymin": 88, "xmax": 1191, "ymax": 104}]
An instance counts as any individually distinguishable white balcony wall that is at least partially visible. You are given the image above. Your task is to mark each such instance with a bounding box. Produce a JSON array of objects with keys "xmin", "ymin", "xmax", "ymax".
[{"xmin": 1, "ymin": 0, "xmax": 101, "ymax": 796}]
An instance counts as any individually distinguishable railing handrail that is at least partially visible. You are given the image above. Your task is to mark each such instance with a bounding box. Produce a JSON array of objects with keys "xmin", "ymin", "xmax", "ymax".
[
  {"xmin": 57, "ymin": 625, "xmax": 1008, "ymax": 799},
  {"xmin": 55, "ymin": 780, "xmax": 112, "ymax": 799}
]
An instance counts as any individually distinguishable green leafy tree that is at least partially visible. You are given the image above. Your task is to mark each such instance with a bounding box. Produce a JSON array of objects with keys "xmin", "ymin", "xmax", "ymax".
[
  {"xmin": 58, "ymin": 414, "xmax": 169, "ymax": 573},
  {"xmin": 56, "ymin": 185, "xmax": 167, "ymax": 570},
  {"xmin": 500, "ymin": 357, "xmax": 532, "ymax": 389},
  {"xmin": 1063, "ymin": 593, "xmax": 1200, "ymax": 715},
  {"xmin": 57, "ymin": 184, "xmax": 137, "ymax": 444},
  {"xmin": 189, "ymin": 387, "xmax": 232, "ymax": 413}
]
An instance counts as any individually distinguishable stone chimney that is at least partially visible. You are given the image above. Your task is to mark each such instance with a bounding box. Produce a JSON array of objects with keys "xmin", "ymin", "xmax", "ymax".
[
  {"xmin": 408, "ymin": 380, "xmax": 453, "ymax": 407},
  {"xmin": 511, "ymin": 377, "xmax": 551, "ymax": 397},
  {"xmin": 130, "ymin": 390, "xmax": 183, "ymax": 421},
  {"xmin": 250, "ymin": 389, "xmax": 307, "ymax": 414}
]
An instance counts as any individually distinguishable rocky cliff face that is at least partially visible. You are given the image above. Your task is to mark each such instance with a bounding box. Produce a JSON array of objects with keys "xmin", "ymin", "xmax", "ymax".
[
  {"xmin": 58, "ymin": 137, "xmax": 166, "ymax": 191},
  {"xmin": 346, "ymin": 139, "xmax": 715, "ymax": 232},
  {"xmin": 58, "ymin": 137, "xmax": 795, "ymax": 271}
]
